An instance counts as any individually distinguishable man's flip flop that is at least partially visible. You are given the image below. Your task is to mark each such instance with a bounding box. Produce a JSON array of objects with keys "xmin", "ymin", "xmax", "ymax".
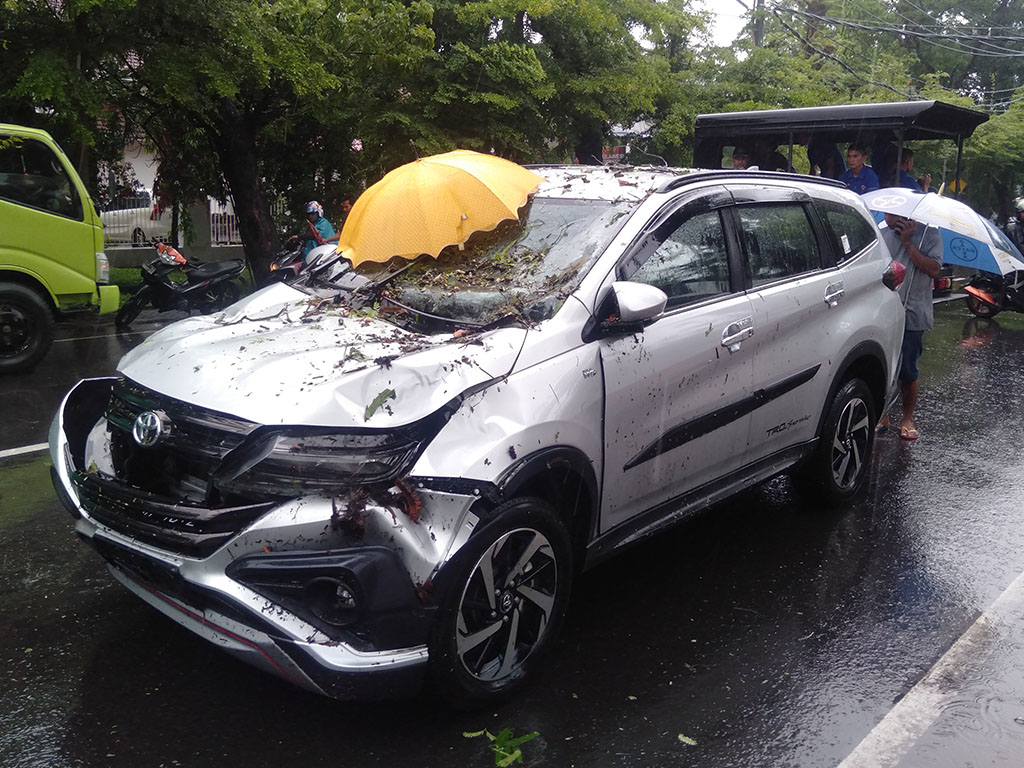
[{"xmin": 900, "ymin": 426, "xmax": 920, "ymax": 441}]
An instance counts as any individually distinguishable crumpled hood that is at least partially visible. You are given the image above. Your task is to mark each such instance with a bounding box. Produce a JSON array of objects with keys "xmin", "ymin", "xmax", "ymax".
[{"xmin": 118, "ymin": 283, "xmax": 527, "ymax": 427}]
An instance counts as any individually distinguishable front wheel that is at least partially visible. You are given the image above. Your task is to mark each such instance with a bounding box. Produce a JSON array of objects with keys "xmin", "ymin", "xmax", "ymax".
[
  {"xmin": 797, "ymin": 378, "xmax": 875, "ymax": 505},
  {"xmin": 0, "ymin": 283, "xmax": 54, "ymax": 373},
  {"xmin": 966, "ymin": 294, "xmax": 1000, "ymax": 319},
  {"xmin": 429, "ymin": 498, "xmax": 573, "ymax": 709},
  {"xmin": 115, "ymin": 287, "xmax": 151, "ymax": 329}
]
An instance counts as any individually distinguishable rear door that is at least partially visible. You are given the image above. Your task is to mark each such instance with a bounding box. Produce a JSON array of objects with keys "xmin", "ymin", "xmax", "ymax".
[
  {"xmin": 599, "ymin": 188, "xmax": 757, "ymax": 530},
  {"xmin": 728, "ymin": 186, "xmax": 843, "ymax": 462}
]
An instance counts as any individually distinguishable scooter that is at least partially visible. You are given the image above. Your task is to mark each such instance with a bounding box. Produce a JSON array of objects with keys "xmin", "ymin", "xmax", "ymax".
[
  {"xmin": 261, "ymin": 238, "xmax": 304, "ymax": 286},
  {"xmin": 964, "ymin": 270, "xmax": 1024, "ymax": 319},
  {"xmin": 115, "ymin": 242, "xmax": 246, "ymax": 329}
]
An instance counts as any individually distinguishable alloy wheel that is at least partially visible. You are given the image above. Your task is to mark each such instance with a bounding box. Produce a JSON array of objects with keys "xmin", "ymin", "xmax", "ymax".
[
  {"xmin": 830, "ymin": 396, "xmax": 870, "ymax": 491},
  {"xmin": 455, "ymin": 527, "xmax": 558, "ymax": 683}
]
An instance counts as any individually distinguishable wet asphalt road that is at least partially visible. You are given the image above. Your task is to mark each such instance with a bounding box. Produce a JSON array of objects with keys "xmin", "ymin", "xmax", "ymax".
[{"xmin": 4, "ymin": 301, "xmax": 1024, "ymax": 767}]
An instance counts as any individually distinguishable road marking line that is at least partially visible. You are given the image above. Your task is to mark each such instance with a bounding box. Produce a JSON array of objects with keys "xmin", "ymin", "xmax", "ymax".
[
  {"xmin": 54, "ymin": 333, "xmax": 134, "ymax": 342},
  {"xmin": 838, "ymin": 568, "xmax": 1024, "ymax": 767},
  {"xmin": 0, "ymin": 443, "xmax": 49, "ymax": 459}
]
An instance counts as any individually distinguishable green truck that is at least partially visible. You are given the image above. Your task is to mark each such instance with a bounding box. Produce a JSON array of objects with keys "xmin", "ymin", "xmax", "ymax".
[{"xmin": 0, "ymin": 123, "xmax": 119, "ymax": 372}]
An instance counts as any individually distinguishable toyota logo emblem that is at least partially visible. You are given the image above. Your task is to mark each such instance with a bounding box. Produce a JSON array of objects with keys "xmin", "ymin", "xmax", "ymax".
[{"xmin": 132, "ymin": 410, "xmax": 169, "ymax": 447}]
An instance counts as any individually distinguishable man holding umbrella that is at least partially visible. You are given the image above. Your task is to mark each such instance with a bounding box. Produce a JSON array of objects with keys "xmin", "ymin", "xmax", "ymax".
[{"xmin": 878, "ymin": 213, "xmax": 943, "ymax": 440}]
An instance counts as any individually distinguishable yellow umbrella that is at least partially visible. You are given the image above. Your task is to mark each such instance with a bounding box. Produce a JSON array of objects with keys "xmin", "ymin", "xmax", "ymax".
[{"xmin": 337, "ymin": 149, "xmax": 544, "ymax": 266}]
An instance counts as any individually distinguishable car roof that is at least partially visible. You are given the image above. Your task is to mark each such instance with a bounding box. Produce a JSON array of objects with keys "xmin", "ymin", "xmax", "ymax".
[
  {"xmin": 526, "ymin": 164, "xmax": 848, "ymax": 205},
  {"xmin": 527, "ymin": 165, "xmax": 700, "ymax": 202}
]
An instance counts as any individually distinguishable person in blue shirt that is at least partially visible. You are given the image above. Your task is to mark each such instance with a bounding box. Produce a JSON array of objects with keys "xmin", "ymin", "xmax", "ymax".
[
  {"xmin": 897, "ymin": 150, "xmax": 923, "ymax": 191},
  {"xmin": 302, "ymin": 200, "xmax": 335, "ymax": 257},
  {"xmin": 804, "ymin": 135, "xmax": 845, "ymax": 179},
  {"xmin": 838, "ymin": 143, "xmax": 880, "ymax": 194}
]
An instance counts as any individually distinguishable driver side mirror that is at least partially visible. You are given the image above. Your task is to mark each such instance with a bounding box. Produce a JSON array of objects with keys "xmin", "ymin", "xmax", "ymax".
[{"xmin": 583, "ymin": 281, "xmax": 668, "ymax": 342}]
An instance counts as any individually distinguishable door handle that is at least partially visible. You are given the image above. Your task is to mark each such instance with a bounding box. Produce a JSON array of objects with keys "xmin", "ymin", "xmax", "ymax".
[
  {"xmin": 824, "ymin": 280, "xmax": 845, "ymax": 307},
  {"xmin": 721, "ymin": 316, "xmax": 754, "ymax": 352}
]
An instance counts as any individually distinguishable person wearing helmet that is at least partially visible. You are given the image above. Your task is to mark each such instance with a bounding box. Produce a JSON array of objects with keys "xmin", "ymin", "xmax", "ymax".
[{"xmin": 302, "ymin": 200, "xmax": 335, "ymax": 257}]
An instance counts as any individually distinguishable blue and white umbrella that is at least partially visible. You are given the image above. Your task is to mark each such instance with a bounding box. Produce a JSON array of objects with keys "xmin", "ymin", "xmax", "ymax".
[{"xmin": 862, "ymin": 188, "xmax": 1024, "ymax": 276}]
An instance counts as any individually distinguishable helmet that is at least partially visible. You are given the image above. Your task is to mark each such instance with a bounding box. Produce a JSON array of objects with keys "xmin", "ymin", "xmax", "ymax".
[{"xmin": 305, "ymin": 200, "xmax": 323, "ymax": 218}]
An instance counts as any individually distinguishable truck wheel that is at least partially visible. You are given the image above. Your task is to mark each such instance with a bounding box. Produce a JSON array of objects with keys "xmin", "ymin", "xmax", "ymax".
[
  {"xmin": 428, "ymin": 497, "xmax": 573, "ymax": 709},
  {"xmin": 797, "ymin": 378, "xmax": 875, "ymax": 505},
  {"xmin": 0, "ymin": 283, "xmax": 54, "ymax": 373}
]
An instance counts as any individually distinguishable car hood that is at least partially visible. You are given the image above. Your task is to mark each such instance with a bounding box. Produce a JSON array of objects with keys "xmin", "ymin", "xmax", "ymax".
[{"xmin": 117, "ymin": 284, "xmax": 528, "ymax": 428}]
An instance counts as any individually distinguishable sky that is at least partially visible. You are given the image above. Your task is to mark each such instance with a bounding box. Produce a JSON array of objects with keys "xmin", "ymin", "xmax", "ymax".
[{"xmin": 696, "ymin": 0, "xmax": 749, "ymax": 47}]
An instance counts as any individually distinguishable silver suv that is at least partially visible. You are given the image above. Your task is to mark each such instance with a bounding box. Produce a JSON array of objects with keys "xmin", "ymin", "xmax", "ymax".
[{"xmin": 51, "ymin": 166, "xmax": 904, "ymax": 706}]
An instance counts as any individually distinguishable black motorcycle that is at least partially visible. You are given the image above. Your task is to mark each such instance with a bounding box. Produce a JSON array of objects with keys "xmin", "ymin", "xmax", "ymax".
[
  {"xmin": 115, "ymin": 243, "xmax": 246, "ymax": 329},
  {"xmin": 964, "ymin": 270, "xmax": 1024, "ymax": 319}
]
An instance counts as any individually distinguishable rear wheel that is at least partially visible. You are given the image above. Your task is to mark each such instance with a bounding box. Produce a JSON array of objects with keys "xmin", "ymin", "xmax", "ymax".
[
  {"xmin": 115, "ymin": 287, "xmax": 151, "ymax": 329},
  {"xmin": 212, "ymin": 280, "xmax": 241, "ymax": 311},
  {"xmin": 0, "ymin": 282, "xmax": 54, "ymax": 373},
  {"xmin": 429, "ymin": 498, "xmax": 572, "ymax": 709},
  {"xmin": 966, "ymin": 294, "xmax": 1000, "ymax": 318},
  {"xmin": 797, "ymin": 378, "xmax": 875, "ymax": 505}
]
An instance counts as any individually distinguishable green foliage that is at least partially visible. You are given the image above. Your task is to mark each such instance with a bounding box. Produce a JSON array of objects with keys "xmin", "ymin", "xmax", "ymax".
[{"xmin": 464, "ymin": 728, "xmax": 540, "ymax": 766}]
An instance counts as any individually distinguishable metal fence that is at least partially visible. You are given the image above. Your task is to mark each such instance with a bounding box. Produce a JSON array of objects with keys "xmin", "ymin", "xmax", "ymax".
[{"xmin": 209, "ymin": 198, "xmax": 289, "ymax": 247}]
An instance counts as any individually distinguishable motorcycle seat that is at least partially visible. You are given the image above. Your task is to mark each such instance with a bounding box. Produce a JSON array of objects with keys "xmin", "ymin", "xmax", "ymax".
[{"xmin": 188, "ymin": 260, "xmax": 245, "ymax": 283}]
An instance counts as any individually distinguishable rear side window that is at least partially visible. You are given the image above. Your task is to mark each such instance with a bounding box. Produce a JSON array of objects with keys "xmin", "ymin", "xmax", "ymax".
[
  {"xmin": 626, "ymin": 210, "xmax": 731, "ymax": 309},
  {"xmin": 814, "ymin": 199, "xmax": 878, "ymax": 264},
  {"xmin": 736, "ymin": 203, "xmax": 821, "ymax": 286},
  {"xmin": 0, "ymin": 137, "xmax": 84, "ymax": 220}
]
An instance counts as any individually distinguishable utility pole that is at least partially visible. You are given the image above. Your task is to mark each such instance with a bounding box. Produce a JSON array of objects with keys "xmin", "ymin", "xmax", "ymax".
[{"xmin": 753, "ymin": 0, "xmax": 764, "ymax": 48}]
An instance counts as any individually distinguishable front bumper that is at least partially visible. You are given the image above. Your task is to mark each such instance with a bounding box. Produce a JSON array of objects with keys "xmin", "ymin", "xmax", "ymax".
[{"xmin": 49, "ymin": 378, "xmax": 481, "ymax": 699}]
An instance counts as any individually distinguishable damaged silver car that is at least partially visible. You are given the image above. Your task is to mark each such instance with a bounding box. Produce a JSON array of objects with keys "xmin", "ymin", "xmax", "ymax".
[{"xmin": 51, "ymin": 166, "xmax": 905, "ymax": 706}]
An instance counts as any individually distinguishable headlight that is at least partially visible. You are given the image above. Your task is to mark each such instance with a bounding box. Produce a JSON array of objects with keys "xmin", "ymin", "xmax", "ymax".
[{"xmin": 214, "ymin": 430, "xmax": 422, "ymax": 499}]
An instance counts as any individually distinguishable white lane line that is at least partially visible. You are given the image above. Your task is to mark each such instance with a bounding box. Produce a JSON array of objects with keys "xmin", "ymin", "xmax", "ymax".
[
  {"xmin": 838, "ymin": 568, "xmax": 1024, "ymax": 767},
  {"xmin": 0, "ymin": 443, "xmax": 49, "ymax": 459}
]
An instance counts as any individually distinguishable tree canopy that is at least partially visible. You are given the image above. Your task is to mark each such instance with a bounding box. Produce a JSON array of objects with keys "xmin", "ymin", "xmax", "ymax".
[{"xmin": 2, "ymin": 0, "xmax": 1022, "ymax": 269}]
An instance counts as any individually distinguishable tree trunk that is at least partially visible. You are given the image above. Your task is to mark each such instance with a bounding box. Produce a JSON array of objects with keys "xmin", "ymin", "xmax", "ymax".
[{"xmin": 212, "ymin": 98, "xmax": 279, "ymax": 280}]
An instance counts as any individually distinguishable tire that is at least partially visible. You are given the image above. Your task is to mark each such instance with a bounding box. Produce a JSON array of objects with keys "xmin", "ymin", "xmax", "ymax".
[
  {"xmin": 115, "ymin": 287, "xmax": 151, "ymax": 329},
  {"xmin": 966, "ymin": 294, "xmax": 1000, "ymax": 319},
  {"xmin": 0, "ymin": 282, "xmax": 54, "ymax": 373},
  {"xmin": 131, "ymin": 227, "xmax": 147, "ymax": 247},
  {"xmin": 428, "ymin": 497, "xmax": 573, "ymax": 709},
  {"xmin": 798, "ymin": 378, "xmax": 875, "ymax": 505},
  {"xmin": 212, "ymin": 280, "xmax": 241, "ymax": 311}
]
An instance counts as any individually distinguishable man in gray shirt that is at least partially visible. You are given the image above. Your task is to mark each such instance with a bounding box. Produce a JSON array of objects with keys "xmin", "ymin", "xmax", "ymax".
[{"xmin": 878, "ymin": 214, "xmax": 943, "ymax": 440}]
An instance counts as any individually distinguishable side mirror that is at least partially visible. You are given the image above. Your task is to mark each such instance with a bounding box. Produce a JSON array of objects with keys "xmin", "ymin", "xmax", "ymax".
[
  {"xmin": 583, "ymin": 281, "xmax": 668, "ymax": 342},
  {"xmin": 612, "ymin": 281, "xmax": 668, "ymax": 322}
]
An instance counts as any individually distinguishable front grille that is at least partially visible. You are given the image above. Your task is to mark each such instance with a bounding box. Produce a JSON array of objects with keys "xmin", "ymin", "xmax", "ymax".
[
  {"xmin": 107, "ymin": 378, "xmax": 258, "ymax": 503},
  {"xmin": 83, "ymin": 378, "xmax": 271, "ymax": 557},
  {"xmin": 73, "ymin": 469, "xmax": 274, "ymax": 557}
]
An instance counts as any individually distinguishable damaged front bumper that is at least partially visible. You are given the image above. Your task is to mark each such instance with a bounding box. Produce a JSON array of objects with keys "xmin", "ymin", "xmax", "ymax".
[{"xmin": 49, "ymin": 377, "xmax": 482, "ymax": 699}]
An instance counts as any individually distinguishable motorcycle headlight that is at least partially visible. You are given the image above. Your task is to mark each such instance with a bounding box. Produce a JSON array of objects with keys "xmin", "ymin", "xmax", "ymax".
[{"xmin": 214, "ymin": 430, "xmax": 423, "ymax": 499}]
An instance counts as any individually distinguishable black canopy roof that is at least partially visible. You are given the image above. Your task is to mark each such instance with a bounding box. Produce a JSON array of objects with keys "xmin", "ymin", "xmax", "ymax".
[{"xmin": 694, "ymin": 100, "xmax": 988, "ymax": 142}]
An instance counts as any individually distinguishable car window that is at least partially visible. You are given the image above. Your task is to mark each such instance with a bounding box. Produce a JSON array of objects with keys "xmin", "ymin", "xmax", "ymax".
[
  {"xmin": 814, "ymin": 199, "xmax": 878, "ymax": 264},
  {"xmin": 737, "ymin": 203, "xmax": 820, "ymax": 286},
  {"xmin": 0, "ymin": 137, "xmax": 84, "ymax": 220},
  {"xmin": 626, "ymin": 209, "xmax": 731, "ymax": 309}
]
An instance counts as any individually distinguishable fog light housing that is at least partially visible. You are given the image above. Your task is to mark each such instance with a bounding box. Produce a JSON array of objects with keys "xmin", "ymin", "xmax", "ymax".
[{"xmin": 304, "ymin": 576, "xmax": 361, "ymax": 627}]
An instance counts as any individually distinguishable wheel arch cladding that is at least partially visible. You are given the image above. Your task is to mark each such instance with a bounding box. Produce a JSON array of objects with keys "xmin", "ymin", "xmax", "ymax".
[
  {"xmin": 494, "ymin": 446, "xmax": 598, "ymax": 569},
  {"xmin": 822, "ymin": 342, "xmax": 887, "ymax": 431}
]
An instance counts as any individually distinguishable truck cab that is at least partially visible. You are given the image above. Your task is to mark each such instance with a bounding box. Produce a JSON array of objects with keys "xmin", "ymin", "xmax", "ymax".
[{"xmin": 0, "ymin": 123, "xmax": 119, "ymax": 372}]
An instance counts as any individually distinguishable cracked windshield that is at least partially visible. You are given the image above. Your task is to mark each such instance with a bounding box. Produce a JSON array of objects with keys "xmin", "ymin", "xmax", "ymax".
[{"xmin": 323, "ymin": 198, "xmax": 632, "ymax": 329}]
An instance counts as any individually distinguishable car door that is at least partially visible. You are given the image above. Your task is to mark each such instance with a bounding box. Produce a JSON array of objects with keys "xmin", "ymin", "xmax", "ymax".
[
  {"xmin": 728, "ymin": 187, "xmax": 843, "ymax": 462},
  {"xmin": 598, "ymin": 189, "xmax": 756, "ymax": 531}
]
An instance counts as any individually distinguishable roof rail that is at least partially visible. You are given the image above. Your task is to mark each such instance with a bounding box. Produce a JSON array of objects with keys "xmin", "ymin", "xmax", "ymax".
[{"xmin": 656, "ymin": 169, "xmax": 848, "ymax": 194}]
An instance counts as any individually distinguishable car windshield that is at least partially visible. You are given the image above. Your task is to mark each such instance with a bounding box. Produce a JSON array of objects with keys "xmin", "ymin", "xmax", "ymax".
[{"xmin": 318, "ymin": 196, "xmax": 633, "ymax": 331}]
